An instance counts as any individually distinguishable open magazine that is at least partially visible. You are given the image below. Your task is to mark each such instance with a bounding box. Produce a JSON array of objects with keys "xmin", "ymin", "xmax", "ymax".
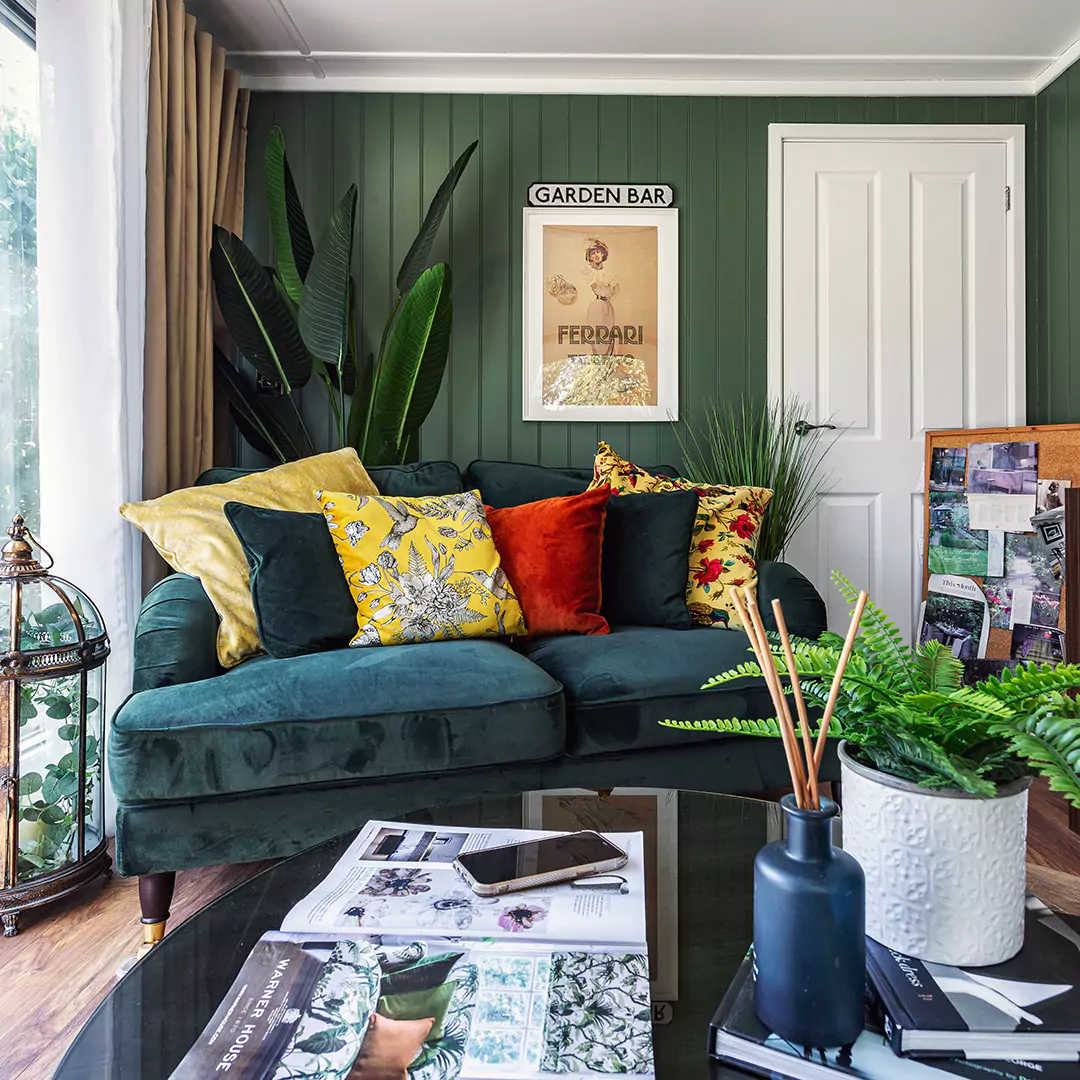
[{"xmin": 170, "ymin": 819, "xmax": 654, "ymax": 1080}]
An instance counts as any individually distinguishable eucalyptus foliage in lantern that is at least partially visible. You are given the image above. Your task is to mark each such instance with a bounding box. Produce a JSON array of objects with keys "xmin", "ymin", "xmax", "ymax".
[{"xmin": 0, "ymin": 516, "xmax": 110, "ymax": 936}]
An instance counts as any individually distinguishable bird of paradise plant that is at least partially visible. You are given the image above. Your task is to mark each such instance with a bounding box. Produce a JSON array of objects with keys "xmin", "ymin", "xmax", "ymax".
[{"xmin": 211, "ymin": 126, "xmax": 476, "ymax": 466}]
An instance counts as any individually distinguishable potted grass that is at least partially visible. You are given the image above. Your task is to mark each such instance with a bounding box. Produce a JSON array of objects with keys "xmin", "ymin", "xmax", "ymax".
[{"xmin": 662, "ymin": 572, "xmax": 1080, "ymax": 966}]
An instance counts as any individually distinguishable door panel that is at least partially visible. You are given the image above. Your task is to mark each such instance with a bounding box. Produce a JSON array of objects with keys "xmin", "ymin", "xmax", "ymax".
[{"xmin": 779, "ymin": 137, "xmax": 1012, "ymax": 640}]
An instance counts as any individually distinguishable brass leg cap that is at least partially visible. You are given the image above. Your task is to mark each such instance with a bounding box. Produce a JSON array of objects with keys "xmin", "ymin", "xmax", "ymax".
[{"xmin": 136, "ymin": 918, "xmax": 167, "ymax": 958}]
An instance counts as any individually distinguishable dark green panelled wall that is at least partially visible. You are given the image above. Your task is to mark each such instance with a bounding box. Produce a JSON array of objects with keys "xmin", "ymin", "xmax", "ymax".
[
  {"xmin": 242, "ymin": 93, "xmax": 1041, "ymax": 469},
  {"xmin": 1038, "ymin": 61, "xmax": 1080, "ymax": 423}
]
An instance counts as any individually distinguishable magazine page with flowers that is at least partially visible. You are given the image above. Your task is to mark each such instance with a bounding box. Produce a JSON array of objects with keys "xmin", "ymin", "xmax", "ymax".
[{"xmin": 280, "ymin": 820, "xmax": 647, "ymax": 948}]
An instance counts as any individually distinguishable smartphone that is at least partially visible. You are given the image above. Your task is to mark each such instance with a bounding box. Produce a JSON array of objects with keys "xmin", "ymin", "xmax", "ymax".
[{"xmin": 453, "ymin": 831, "xmax": 628, "ymax": 897}]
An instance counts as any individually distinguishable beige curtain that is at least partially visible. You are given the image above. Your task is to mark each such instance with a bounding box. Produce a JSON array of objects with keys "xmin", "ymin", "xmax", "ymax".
[{"xmin": 144, "ymin": 0, "xmax": 249, "ymax": 512}]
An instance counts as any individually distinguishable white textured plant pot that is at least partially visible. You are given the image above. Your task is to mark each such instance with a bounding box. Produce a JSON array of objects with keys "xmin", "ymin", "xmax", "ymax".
[{"xmin": 838, "ymin": 741, "xmax": 1030, "ymax": 966}]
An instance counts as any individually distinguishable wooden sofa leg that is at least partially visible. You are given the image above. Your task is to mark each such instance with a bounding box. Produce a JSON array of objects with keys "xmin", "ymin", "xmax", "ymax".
[{"xmin": 137, "ymin": 872, "xmax": 176, "ymax": 959}]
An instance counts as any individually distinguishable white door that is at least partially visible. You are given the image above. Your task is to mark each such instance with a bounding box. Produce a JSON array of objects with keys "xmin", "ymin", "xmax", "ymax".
[{"xmin": 772, "ymin": 128, "xmax": 1024, "ymax": 641}]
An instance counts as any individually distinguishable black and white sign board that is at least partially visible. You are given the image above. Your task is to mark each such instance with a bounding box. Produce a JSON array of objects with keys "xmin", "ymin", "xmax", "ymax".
[{"xmin": 528, "ymin": 183, "xmax": 674, "ymax": 208}]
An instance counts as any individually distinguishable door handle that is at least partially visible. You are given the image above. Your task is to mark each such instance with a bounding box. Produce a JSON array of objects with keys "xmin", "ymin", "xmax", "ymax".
[{"xmin": 793, "ymin": 420, "xmax": 837, "ymax": 437}]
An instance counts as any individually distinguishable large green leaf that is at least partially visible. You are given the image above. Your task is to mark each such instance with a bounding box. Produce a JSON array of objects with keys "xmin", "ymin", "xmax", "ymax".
[
  {"xmin": 213, "ymin": 347, "xmax": 300, "ymax": 462},
  {"xmin": 395, "ymin": 141, "xmax": 477, "ymax": 294},
  {"xmin": 264, "ymin": 126, "xmax": 313, "ymax": 303},
  {"xmin": 374, "ymin": 264, "xmax": 453, "ymax": 457},
  {"xmin": 299, "ymin": 185, "xmax": 357, "ymax": 377},
  {"xmin": 211, "ymin": 226, "xmax": 312, "ymax": 392}
]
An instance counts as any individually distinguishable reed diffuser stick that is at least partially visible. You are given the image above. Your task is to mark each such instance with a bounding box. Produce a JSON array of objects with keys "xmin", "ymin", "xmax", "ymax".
[
  {"xmin": 771, "ymin": 599, "xmax": 820, "ymax": 811},
  {"xmin": 813, "ymin": 590, "xmax": 869, "ymax": 770},
  {"xmin": 732, "ymin": 587, "xmax": 808, "ymax": 808}
]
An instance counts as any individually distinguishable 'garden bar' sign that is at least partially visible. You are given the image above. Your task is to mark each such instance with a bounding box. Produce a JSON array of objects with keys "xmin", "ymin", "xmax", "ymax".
[{"xmin": 528, "ymin": 183, "xmax": 674, "ymax": 208}]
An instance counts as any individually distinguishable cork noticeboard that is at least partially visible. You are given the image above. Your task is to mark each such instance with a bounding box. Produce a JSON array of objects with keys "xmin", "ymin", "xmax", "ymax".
[{"xmin": 923, "ymin": 424, "xmax": 1080, "ymax": 661}]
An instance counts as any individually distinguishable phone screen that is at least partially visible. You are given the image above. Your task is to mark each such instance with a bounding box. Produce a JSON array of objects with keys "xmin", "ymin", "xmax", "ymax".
[{"xmin": 456, "ymin": 831, "xmax": 624, "ymax": 886}]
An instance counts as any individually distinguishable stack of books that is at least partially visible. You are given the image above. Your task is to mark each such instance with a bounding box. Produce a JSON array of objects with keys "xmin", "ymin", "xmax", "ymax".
[{"xmin": 709, "ymin": 898, "xmax": 1080, "ymax": 1080}]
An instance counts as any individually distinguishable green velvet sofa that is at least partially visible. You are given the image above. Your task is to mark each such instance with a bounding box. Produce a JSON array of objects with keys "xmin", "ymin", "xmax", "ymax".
[{"xmin": 109, "ymin": 459, "xmax": 833, "ymax": 944}]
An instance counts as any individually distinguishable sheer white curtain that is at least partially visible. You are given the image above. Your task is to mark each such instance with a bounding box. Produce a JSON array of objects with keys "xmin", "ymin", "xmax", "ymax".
[{"xmin": 36, "ymin": 0, "xmax": 152, "ymax": 827}]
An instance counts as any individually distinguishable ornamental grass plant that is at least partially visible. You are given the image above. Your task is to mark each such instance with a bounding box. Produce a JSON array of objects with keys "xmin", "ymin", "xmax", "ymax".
[{"xmin": 673, "ymin": 396, "xmax": 837, "ymax": 563}]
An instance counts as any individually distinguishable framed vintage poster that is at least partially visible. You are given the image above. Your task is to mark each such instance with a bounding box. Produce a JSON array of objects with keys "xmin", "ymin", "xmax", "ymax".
[
  {"xmin": 522, "ymin": 787, "xmax": 679, "ymax": 1001},
  {"xmin": 522, "ymin": 207, "xmax": 678, "ymax": 422}
]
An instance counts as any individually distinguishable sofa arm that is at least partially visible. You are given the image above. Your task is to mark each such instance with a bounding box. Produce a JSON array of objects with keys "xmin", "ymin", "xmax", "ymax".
[
  {"xmin": 756, "ymin": 561, "xmax": 828, "ymax": 640},
  {"xmin": 132, "ymin": 574, "xmax": 221, "ymax": 693}
]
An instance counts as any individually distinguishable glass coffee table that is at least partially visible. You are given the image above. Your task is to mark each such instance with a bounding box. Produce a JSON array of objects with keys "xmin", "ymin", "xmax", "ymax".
[{"xmin": 55, "ymin": 789, "xmax": 778, "ymax": 1079}]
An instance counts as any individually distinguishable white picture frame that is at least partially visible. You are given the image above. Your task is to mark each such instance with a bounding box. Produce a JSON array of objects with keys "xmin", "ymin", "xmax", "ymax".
[
  {"xmin": 522, "ymin": 787, "xmax": 679, "ymax": 1001},
  {"xmin": 522, "ymin": 207, "xmax": 679, "ymax": 423}
]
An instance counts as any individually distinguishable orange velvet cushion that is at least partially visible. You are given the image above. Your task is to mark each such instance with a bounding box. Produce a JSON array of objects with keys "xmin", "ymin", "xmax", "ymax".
[
  {"xmin": 350, "ymin": 1013, "xmax": 434, "ymax": 1079},
  {"xmin": 486, "ymin": 486, "xmax": 611, "ymax": 637}
]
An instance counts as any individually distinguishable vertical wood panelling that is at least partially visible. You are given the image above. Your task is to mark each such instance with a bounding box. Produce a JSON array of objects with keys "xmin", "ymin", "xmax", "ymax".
[
  {"xmin": 1067, "ymin": 75, "xmax": 1080, "ymax": 424},
  {"xmin": 478, "ymin": 95, "xmax": 512, "ymax": 462},
  {"xmin": 242, "ymin": 92, "xmax": 1040, "ymax": 469},
  {"xmin": 626, "ymin": 96, "xmax": 661, "ymax": 466},
  {"xmin": 1043, "ymin": 76, "xmax": 1071, "ymax": 423},
  {"xmin": 418, "ymin": 96, "xmax": 453, "ymax": 460},
  {"xmin": 508, "ymin": 96, "xmax": 542, "ymax": 465}
]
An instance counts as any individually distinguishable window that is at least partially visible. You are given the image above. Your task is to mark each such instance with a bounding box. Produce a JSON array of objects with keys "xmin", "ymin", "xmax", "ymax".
[{"xmin": 0, "ymin": 4, "xmax": 36, "ymax": 526}]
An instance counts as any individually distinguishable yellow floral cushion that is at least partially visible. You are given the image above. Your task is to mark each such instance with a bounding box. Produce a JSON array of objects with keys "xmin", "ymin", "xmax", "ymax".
[
  {"xmin": 589, "ymin": 441, "xmax": 772, "ymax": 629},
  {"xmin": 317, "ymin": 489, "xmax": 527, "ymax": 647},
  {"xmin": 120, "ymin": 448, "xmax": 378, "ymax": 667}
]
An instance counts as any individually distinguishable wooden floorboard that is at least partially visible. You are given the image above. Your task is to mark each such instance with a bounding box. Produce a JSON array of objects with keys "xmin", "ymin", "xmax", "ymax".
[
  {"xmin": 0, "ymin": 843, "xmax": 273, "ymax": 1080},
  {"xmin": 1, "ymin": 786, "xmax": 1078, "ymax": 1080}
]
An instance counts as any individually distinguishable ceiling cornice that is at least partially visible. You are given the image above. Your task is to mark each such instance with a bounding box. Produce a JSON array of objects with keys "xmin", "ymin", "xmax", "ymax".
[{"xmin": 227, "ymin": 50, "xmax": 1078, "ymax": 96}]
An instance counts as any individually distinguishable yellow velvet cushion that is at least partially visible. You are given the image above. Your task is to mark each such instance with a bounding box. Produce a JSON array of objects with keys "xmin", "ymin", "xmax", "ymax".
[
  {"xmin": 317, "ymin": 489, "xmax": 527, "ymax": 647},
  {"xmin": 121, "ymin": 449, "xmax": 377, "ymax": 667},
  {"xmin": 589, "ymin": 441, "xmax": 772, "ymax": 629}
]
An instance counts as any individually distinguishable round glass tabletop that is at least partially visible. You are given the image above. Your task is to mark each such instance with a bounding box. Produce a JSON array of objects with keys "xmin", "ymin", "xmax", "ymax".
[{"xmin": 55, "ymin": 789, "xmax": 777, "ymax": 1079}]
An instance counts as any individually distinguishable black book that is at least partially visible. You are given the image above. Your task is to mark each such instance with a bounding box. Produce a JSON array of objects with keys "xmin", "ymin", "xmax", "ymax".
[
  {"xmin": 709, "ymin": 953, "xmax": 1079, "ymax": 1080},
  {"xmin": 866, "ymin": 899, "xmax": 1080, "ymax": 1060}
]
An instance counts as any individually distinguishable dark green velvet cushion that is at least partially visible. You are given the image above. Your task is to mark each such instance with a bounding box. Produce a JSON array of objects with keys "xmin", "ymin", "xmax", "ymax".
[
  {"xmin": 517, "ymin": 624, "xmax": 771, "ymax": 757},
  {"xmin": 382, "ymin": 952, "xmax": 464, "ymax": 995},
  {"xmin": 755, "ymin": 560, "xmax": 828, "ymax": 640},
  {"xmin": 132, "ymin": 573, "xmax": 222, "ymax": 692},
  {"xmin": 224, "ymin": 502, "xmax": 356, "ymax": 659},
  {"xmin": 110, "ymin": 638, "xmax": 565, "ymax": 803},
  {"xmin": 197, "ymin": 460, "xmax": 463, "ymax": 497},
  {"xmin": 602, "ymin": 490, "xmax": 697, "ymax": 629},
  {"xmin": 377, "ymin": 981, "xmax": 457, "ymax": 1038},
  {"xmin": 465, "ymin": 460, "xmax": 677, "ymax": 509}
]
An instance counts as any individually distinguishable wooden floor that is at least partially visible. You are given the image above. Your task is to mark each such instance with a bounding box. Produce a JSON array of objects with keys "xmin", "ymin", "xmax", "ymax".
[{"xmin": 2, "ymin": 784, "xmax": 1079, "ymax": 1080}]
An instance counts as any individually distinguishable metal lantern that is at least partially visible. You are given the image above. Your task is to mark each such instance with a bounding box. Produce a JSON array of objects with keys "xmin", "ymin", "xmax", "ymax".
[{"xmin": 0, "ymin": 516, "xmax": 110, "ymax": 936}]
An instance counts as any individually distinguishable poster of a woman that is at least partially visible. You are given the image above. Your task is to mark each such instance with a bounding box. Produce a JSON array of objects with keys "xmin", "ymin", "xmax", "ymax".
[{"xmin": 523, "ymin": 207, "xmax": 678, "ymax": 422}]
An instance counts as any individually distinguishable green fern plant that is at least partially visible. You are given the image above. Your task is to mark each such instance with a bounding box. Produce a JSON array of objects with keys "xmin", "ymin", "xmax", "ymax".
[{"xmin": 662, "ymin": 570, "xmax": 1080, "ymax": 806}]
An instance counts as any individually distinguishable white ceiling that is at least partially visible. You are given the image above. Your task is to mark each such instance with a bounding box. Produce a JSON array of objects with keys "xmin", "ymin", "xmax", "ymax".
[{"xmin": 187, "ymin": 0, "xmax": 1080, "ymax": 95}]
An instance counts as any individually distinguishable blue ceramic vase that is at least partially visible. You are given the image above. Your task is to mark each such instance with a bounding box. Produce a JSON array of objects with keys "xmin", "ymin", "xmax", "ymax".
[{"xmin": 753, "ymin": 795, "xmax": 865, "ymax": 1050}]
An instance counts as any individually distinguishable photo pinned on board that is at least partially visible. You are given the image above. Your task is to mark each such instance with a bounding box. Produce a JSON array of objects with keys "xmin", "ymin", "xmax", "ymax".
[
  {"xmin": 929, "ymin": 447, "xmax": 968, "ymax": 492},
  {"xmin": 967, "ymin": 441, "xmax": 1038, "ymax": 495},
  {"xmin": 928, "ymin": 493, "xmax": 988, "ymax": 576},
  {"xmin": 1010, "ymin": 623, "xmax": 1065, "ymax": 663},
  {"xmin": 981, "ymin": 581, "xmax": 1013, "ymax": 630},
  {"xmin": 1004, "ymin": 533, "xmax": 1061, "ymax": 594},
  {"xmin": 918, "ymin": 575, "xmax": 990, "ymax": 662},
  {"xmin": 1035, "ymin": 478, "xmax": 1070, "ymax": 515}
]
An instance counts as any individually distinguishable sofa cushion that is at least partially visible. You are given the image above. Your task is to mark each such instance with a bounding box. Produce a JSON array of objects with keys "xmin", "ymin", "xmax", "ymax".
[
  {"xmin": 465, "ymin": 460, "xmax": 676, "ymax": 509},
  {"xmin": 110, "ymin": 639, "xmax": 564, "ymax": 802},
  {"xmin": 224, "ymin": 503, "xmax": 356, "ymax": 659},
  {"xmin": 487, "ymin": 487, "xmax": 611, "ymax": 638},
  {"xmin": 601, "ymin": 490, "xmax": 698, "ymax": 629},
  {"xmin": 516, "ymin": 625, "xmax": 771, "ymax": 757},
  {"xmin": 198, "ymin": 460, "xmax": 464, "ymax": 498},
  {"xmin": 122, "ymin": 449, "xmax": 378, "ymax": 668}
]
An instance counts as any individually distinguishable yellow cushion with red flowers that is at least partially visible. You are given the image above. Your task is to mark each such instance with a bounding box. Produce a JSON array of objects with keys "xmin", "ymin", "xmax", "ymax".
[{"xmin": 589, "ymin": 441, "xmax": 771, "ymax": 629}]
